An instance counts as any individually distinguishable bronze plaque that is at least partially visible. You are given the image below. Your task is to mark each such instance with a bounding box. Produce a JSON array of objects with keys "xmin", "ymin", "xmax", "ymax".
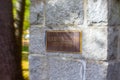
[{"xmin": 46, "ymin": 31, "xmax": 82, "ymax": 53}]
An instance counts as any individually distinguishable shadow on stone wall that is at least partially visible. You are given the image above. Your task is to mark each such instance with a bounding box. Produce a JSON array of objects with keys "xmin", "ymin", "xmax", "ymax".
[
  {"xmin": 107, "ymin": 0, "xmax": 120, "ymax": 80},
  {"xmin": 107, "ymin": 62, "xmax": 120, "ymax": 80}
]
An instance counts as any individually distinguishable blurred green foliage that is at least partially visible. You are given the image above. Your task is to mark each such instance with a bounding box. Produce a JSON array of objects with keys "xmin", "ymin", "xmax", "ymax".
[
  {"xmin": 22, "ymin": 45, "xmax": 29, "ymax": 52},
  {"xmin": 12, "ymin": 0, "xmax": 30, "ymax": 31},
  {"xmin": 24, "ymin": 0, "xmax": 30, "ymax": 31},
  {"xmin": 12, "ymin": 1, "xmax": 30, "ymax": 80}
]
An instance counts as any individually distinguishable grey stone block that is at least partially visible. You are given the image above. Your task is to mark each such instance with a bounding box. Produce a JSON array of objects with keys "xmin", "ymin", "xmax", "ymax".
[
  {"xmin": 29, "ymin": 54, "xmax": 48, "ymax": 80},
  {"xmin": 29, "ymin": 26, "xmax": 47, "ymax": 54},
  {"xmin": 30, "ymin": 0, "xmax": 45, "ymax": 25},
  {"xmin": 87, "ymin": 0, "xmax": 108, "ymax": 25},
  {"xmin": 117, "ymin": 28, "xmax": 120, "ymax": 59},
  {"xmin": 29, "ymin": 54, "xmax": 120, "ymax": 80},
  {"xmin": 87, "ymin": 0, "xmax": 120, "ymax": 26},
  {"xmin": 45, "ymin": 0, "xmax": 84, "ymax": 27},
  {"xmin": 107, "ymin": 61, "xmax": 120, "ymax": 80},
  {"xmin": 108, "ymin": 0, "xmax": 120, "ymax": 26},
  {"xmin": 82, "ymin": 27, "xmax": 108, "ymax": 60},
  {"xmin": 86, "ymin": 60, "xmax": 120, "ymax": 80},
  {"xmin": 82, "ymin": 27, "xmax": 120, "ymax": 60},
  {"xmin": 86, "ymin": 61, "xmax": 108, "ymax": 80},
  {"xmin": 48, "ymin": 57, "xmax": 86, "ymax": 80},
  {"xmin": 29, "ymin": 54, "xmax": 86, "ymax": 80},
  {"xmin": 107, "ymin": 27, "xmax": 119, "ymax": 60}
]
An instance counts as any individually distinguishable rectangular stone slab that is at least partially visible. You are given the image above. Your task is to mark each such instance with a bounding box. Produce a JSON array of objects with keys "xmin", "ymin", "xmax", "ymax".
[
  {"xmin": 29, "ymin": 55, "xmax": 86, "ymax": 80},
  {"xmin": 46, "ymin": 0, "xmax": 84, "ymax": 26},
  {"xmin": 46, "ymin": 30, "xmax": 82, "ymax": 53},
  {"xmin": 48, "ymin": 57, "xmax": 86, "ymax": 80}
]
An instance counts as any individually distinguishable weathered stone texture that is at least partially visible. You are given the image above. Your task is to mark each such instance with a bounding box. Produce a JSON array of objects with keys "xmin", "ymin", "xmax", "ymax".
[
  {"xmin": 29, "ymin": 54, "xmax": 120, "ymax": 80},
  {"xmin": 87, "ymin": 0, "xmax": 108, "ymax": 25},
  {"xmin": 48, "ymin": 57, "xmax": 86, "ymax": 80},
  {"xmin": 107, "ymin": 27, "xmax": 119, "ymax": 60},
  {"xmin": 86, "ymin": 61, "xmax": 120, "ymax": 80},
  {"xmin": 29, "ymin": 0, "xmax": 120, "ymax": 80},
  {"xmin": 87, "ymin": 0, "xmax": 120, "ymax": 26},
  {"xmin": 107, "ymin": 61, "xmax": 120, "ymax": 80},
  {"xmin": 30, "ymin": 1, "xmax": 45, "ymax": 25},
  {"xmin": 30, "ymin": 26, "xmax": 110, "ymax": 60},
  {"xmin": 117, "ymin": 27, "xmax": 120, "ymax": 59},
  {"xmin": 29, "ymin": 54, "xmax": 86, "ymax": 80},
  {"xmin": 108, "ymin": 0, "xmax": 120, "ymax": 26},
  {"xmin": 86, "ymin": 61, "xmax": 108, "ymax": 80},
  {"xmin": 46, "ymin": 0, "xmax": 84, "ymax": 27},
  {"xmin": 29, "ymin": 55, "xmax": 48, "ymax": 80},
  {"xmin": 30, "ymin": 0, "xmax": 84, "ymax": 26},
  {"xmin": 82, "ymin": 27, "xmax": 107, "ymax": 60},
  {"xmin": 30, "ymin": 26, "xmax": 46, "ymax": 54}
]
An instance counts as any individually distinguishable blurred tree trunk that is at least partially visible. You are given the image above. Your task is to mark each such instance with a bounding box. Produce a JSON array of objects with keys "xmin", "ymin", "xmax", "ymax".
[
  {"xmin": 15, "ymin": 0, "xmax": 26, "ymax": 55},
  {"xmin": 0, "ymin": 0, "xmax": 24, "ymax": 80}
]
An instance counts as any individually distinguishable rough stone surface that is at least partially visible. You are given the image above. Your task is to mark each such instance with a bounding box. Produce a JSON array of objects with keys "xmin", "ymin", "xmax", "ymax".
[
  {"xmin": 30, "ymin": 26, "xmax": 46, "ymax": 54},
  {"xmin": 117, "ymin": 27, "xmax": 120, "ymax": 59},
  {"xmin": 87, "ymin": 0, "xmax": 120, "ymax": 26},
  {"xmin": 46, "ymin": 0, "xmax": 84, "ymax": 27},
  {"xmin": 86, "ymin": 60, "xmax": 120, "ymax": 80},
  {"xmin": 86, "ymin": 61, "xmax": 108, "ymax": 80},
  {"xmin": 29, "ymin": 54, "xmax": 120, "ymax": 80},
  {"xmin": 30, "ymin": 0, "xmax": 120, "ymax": 80},
  {"xmin": 48, "ymin": 57, "xmax": 86, "ymax": 80},
  {"xmin": 82, "ymin": 27, "xmax": 107, "ymax": 60},
  {"xmin": 108, "ymin": 0, "xmax": 120, "ymax": 26},
  {"xmin": 30, "ymin": 26, "xmax": 109, "ymax": 60},
  {"xmin": 87, "ymin": 0, "xmax": 108, "ymax": 25},
  {"xmin": 30, "ymin": 26, "xmax": 119, "ymax": 60},
  {"xmin": 29, "ymin": 54, "xmax": 86, "ymax": 80},
  {"xmin": 30, "ymin": 0, "xmax": 45, "ymax": 25},
  {"xmin": 107, "ymin": 27, "xmax": 119, "ymax": 60},
  {"xmin": 29, "ymin": 55, "xmax": 48, "ymax": 80},
  {"xmin": 107, "ymin": 61, "xmax": 120, "ymax": 80}
]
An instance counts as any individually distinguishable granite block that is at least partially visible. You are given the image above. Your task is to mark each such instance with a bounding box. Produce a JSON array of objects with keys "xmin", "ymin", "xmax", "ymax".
[
  {"xmin": 108, "ymin": 0, "xmax": 120, "ymax": 26},
  {"xmin": 86, "ymin": 60, "xmax": 120, "ymax": 80},
  {"xmin": 29, "ymin": 55, "xmax": 48, "ymax": 80},
  {"xmin": 82, "ymin": 27, "xmax": 108, "ymax": 60},
  {"xmin": 48, "ymin": 57, "xmax": 86, "ymax": 80},
  {"xmin": 87, "ymin": 0, "xmax": 108, "ymax": 25},
  {"xmin": 117, "ymin": 27, "xmax": 120, "ymax": 59},
  {"xmin": 107, "ymin": 27, "xmax": 119, "ymax": 60},
  {"xmin": 86, "ymin": 61, "xmax": 108, "ymax": 80},
  {"xmin": 30, "ymin": 0, "xmax": 45, "ymax": 25},
  {"xmin": 29, "ymin": 54, "xmax": 86, "ymax": 80},
  {"xmin": 45, "ymin": 0, "xmax": 84, "ymax": 27},
  {"xmin": 107, "ymin": 61, "xmax": 120, "ymax": 80},
  {"xmin": 29, "ymin": 54, "xmax": 120, "ymax": 80}
]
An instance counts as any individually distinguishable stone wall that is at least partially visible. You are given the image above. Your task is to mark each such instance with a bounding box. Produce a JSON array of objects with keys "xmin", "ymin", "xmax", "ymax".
[{"xmin": 29, "ymin": 0, "xmax": 120, "ymax": 80}]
